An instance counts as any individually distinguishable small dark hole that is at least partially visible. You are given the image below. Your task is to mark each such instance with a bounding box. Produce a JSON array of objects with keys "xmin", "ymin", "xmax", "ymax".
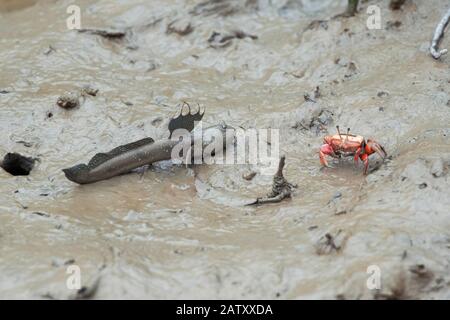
[
  {"xmin": 418, "ymin": 183, "xmax": 427, "ymax": 189},
  {"xmin": 0, "ymin": 153, "xmax": 36, "ymax": 176}
]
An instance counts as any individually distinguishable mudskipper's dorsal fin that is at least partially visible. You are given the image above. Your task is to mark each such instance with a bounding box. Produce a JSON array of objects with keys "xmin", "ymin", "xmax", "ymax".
[
  {"xmin": 168, "ymin": 102, "xmax": 205, "ymax": 138},
  {"xmin": 88, "ymin": 137, "xmax": 155, "ymax": 168}
]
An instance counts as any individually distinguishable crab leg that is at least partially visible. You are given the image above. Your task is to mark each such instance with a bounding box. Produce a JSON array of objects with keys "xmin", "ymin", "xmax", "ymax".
[
  {"xmin": 336, "ymin": 125, "xmax": 342, "ymax": 139},
  {"xmin": 354, "ymin": 147, "xmax": 362, "ymax": 165},
  {"xmin": 361, "ymin": 153, "xmax": 369, "ymax": 174},
  {"xmin": 319, "ymin": 144, "xmax": 334, "ymax": 167}
]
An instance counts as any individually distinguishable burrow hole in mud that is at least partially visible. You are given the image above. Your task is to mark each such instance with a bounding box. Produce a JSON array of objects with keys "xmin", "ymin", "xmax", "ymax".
[{"xmin": 0, "ymin": 153, "xmax": 36, "ymax": 176}]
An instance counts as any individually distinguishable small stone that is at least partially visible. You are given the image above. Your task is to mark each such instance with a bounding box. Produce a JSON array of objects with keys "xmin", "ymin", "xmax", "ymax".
[
  {"xmin": 167, "ymin": 19, "xmax": 194, "ymax": 36},
  {"xmin": 333, "ymin": 191, "xmax": 342, "ymax": 200},
  {"xmin": 242, "ymin": 171, "xmax": 257, "ymax": 181},
  {"xmin": 430, "ymin": 158, "xmax": 444, "ymax": 177},
  {"xmin": 81, "ymin": 85, "xmax": 99, "ymax": 97},
  {"xmin": 57, "ymin": 92, "xmax": 80, "ymax": 109}
]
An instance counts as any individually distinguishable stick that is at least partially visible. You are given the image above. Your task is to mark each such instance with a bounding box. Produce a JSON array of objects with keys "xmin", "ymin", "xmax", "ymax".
[{"xmin": 430, "ymin": 8, "xmax": 450, "ymax": 59}]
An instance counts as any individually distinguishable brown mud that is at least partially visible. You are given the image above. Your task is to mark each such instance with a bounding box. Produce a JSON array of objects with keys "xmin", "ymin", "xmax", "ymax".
[{"xmin": 1, "ymin": 0, "xmax": 450, "ymax": 299}]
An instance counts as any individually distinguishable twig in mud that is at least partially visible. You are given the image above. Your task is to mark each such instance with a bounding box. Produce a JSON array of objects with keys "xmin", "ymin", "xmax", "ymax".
[
  {"xmin": 78, "ymin": 28, "xmax": 128, "ymax": 40},
  {"xmin": 315, "ymin": 231, "xmax": 343, "ymax": 255},
  {"xmin": 43, "ymin": 45, "xmax": 56, "ymax": 56},
  {"xmin": 430, "ymin": 7, "xmax": 450, "ymax": 59},
  {"xmin": 208, "ymin": 30, "xmax": 257, "ymax": 49},
  {"xmin": 246, "ymin": 156, "xmax": 296, "ymax": 206}
]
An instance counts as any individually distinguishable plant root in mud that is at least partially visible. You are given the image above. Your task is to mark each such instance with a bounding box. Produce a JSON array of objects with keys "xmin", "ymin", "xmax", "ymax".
[{"xmin": 247, "ymin": 156, "xmax": 295, "ymax": 206}]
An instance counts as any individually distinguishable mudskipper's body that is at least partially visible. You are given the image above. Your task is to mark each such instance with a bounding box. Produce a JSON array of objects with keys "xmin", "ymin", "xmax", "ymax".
[{"xmin": 63, "ymin": 103, "xmax": 235, "ymax": 184}]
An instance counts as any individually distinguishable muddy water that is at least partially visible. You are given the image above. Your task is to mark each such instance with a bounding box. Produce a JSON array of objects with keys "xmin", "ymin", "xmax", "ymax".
[{"xmin": 1, "ymin": 0, "xmax": 450, "ymax": 299}]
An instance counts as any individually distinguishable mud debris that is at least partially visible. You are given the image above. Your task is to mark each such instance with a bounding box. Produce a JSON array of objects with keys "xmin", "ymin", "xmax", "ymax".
[
  {"xmin": 377, "ymin": 91, "xmax": 389, "ymax": 98},
  {"xmin": 374, "ymin": 277, "xmax": 407, "ymax": 300},
  {"xmin": 73, "ymin": 277, "xmax": 101, "ymax": 300},
  {"xmin": 51, "ymin": 258, "xmax": 76, "ymax": 267},
  {"xmin": 56, "ymin": 86, "xmax": 98, "ymax": 109},
  {"xmin": 332, "ymin": 0, "xmax": 359, "ymax": 19},
  {"xmin": 190, "ymin": 0, "xmax": 258, "ymax": 17},
  {"xmin": 390, "ymin": 0, "xmax": 406, "ymax": 10},
  {"xmin": 315, "ymin": 231, "xmax": 344, "ymax": 255},
  {"xmin": 0, "ymin": 152, "xmax": 36, "ymax": 176},
  {"xmin": 242, "ymin": 171, "xmax": 257, "ymax": 181},
  {"xmin": 304, "ymin": 20, "xmax": 328, "ymax": 32},
  {"xmin": 386, "ymin": 20, "xmax": 402, "ymax": 30},
  {"xmin": 56, "ymin": 92, "xmax": 80, "ymax": 109},
  {"xmin": 167, "ymin": 19, "xmax": 194, "ymax": 36},
  {"xmin": 78, "ymin": 28, "xmax": 128, "ymax": 40},
  {"xmin": 430, "ymin": 7, "xmax": 450, "ymax": 59},
  {"xmin": 292, "ymin": 102, "xmax": 333, "ymax": 134},
  {"xmin": 418, "ymin": 182, "xmax": 427, "ymax": 189},
  {"xmin": 16, "ymin": 140, "xmax": 33, "ymax": 148},
  {"xmin": 409, "ymin": 264, "xmax": 433, "ymax": 279},
  {"xmin": 2, "ymin": 0, "xmax": 450, "ymax": 301},
  {"xmin": 81, "ymin": 85, "xmax": 99, "ymax": 97},
  {"xmin": 31, "ymin": 211, "xmax": 50, "ymax": 218},
  {"xmin": 208, "ymin": 30, "xmax": 257, "ymax": 48},
  {"xmin": 430, "ymin": 158, "xmax": 446, "ymax": 177},
  {"xmin": 43, "ymin": 45, "xmax": 56, "ymax": 56}
]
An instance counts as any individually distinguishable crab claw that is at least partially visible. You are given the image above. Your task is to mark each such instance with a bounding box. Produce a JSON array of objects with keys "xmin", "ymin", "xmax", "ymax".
[
  {"xmin": 319, "ymin": 144, "xmax": 333, "ymax": 167},
  {"xmin": 367, "ymin": 139, "xmax": 387, "ymax": 159}
]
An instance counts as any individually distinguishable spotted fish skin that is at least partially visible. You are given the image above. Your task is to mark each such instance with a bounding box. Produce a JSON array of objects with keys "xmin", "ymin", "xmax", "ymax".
[
  {"xmin": 63, "ymin": 139, "xmax": 177, "ymax": 184},
  {"xmin": 63, "ymin": 124, "xmax": 235, "ymax": 185}
]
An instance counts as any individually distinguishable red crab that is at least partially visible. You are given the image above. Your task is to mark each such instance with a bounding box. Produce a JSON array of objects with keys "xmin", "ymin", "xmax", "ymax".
[{"xmin": 319, "ymin": 126, "xmax": 387, "ymax": 174}]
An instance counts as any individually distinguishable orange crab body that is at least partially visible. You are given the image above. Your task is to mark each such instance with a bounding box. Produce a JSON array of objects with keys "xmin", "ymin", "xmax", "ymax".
[{"xmin": 319, "ymin": 126, "xmax": 387, "ymax": 174}]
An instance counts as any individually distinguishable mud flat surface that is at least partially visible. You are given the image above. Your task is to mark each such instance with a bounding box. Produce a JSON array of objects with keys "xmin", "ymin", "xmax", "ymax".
[{"xmin": 0, "ymin": 0, "xmax": 449, "ymax": 299}]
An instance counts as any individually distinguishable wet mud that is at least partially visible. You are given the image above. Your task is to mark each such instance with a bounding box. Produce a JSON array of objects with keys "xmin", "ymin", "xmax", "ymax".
[{"xmin": 1, "ymin": 0, "xmax": 450, "ymax": 299}]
